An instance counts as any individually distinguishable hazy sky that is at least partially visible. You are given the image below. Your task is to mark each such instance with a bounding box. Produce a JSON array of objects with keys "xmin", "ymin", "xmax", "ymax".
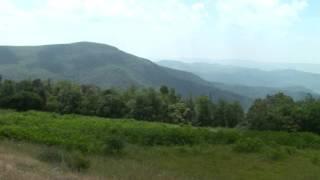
[{"xmin": 1, "ymin": 0, "xmax": 319, "ymax": 63}]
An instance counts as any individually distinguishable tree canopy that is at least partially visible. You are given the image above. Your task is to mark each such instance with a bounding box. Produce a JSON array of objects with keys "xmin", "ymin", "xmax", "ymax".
[{"xmin": 0, "ymin": 79, "xmax": 244, "ymax": 128}]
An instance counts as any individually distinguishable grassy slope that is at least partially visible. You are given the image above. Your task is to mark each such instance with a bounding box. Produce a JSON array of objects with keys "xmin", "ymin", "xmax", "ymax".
[
  {"xmin": 0, "ymin": 140, "xmax": 320, "ymax": 179},
  {"xmin": 0, "ymin": 110, "xmax": 319, "ymax": 179}
]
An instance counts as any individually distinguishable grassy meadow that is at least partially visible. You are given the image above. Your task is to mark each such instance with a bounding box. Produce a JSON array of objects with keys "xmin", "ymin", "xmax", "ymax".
[{"xmin": 0, "ymin": 110, "xmax": 319, "ymax": 179}]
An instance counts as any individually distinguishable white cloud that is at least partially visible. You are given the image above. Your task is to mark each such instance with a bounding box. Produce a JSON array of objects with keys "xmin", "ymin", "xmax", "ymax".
[
  {"xmin": 0, "ymin": 0, "xmax": 209, "ymax": 39},
  {"xmin": 0, "ymin": 0, "xmax": 210, "ymax": 59},
  {"xmin": 25, "ymin": 0, "xmax": 209, "ymax": 26},
  {"xmin": 0, "ymin": 0, "xmax": 316, "ymax": 63},
  {"xmin": 192, "ymin": 2, "xmax": 206, "ymax": 11},
  {"xmin": 42, "ymin": 0, "xmax": 138, "ymax": 18},
  {"xmin": 216, "ymin": 0, "xmax": 308, "ymax": 31}
]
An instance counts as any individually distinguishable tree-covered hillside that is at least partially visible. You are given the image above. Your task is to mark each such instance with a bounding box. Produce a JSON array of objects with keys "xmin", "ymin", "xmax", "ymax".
[{"xmin": 0, "ymin": 42, "xmax": 250, "ymax": 106}]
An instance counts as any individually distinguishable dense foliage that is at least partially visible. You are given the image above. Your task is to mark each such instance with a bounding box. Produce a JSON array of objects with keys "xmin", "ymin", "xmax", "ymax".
[
  {"xmin": 0, "ymin": 78, "xmax": 244, "ymax": 128},
  {"xmin": 0, "ymin": 110, "xmax": 319, "ymax": 154},
  {"xmin": 247, "ymin": 93, "xmax": 320, "ymax": 133},
  {"xmin": 1, "ymin": 78, "xmax": 320, "ymax": 134}
]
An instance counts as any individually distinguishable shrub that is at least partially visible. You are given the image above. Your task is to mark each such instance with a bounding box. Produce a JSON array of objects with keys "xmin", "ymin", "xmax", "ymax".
[
  {"xmin": 266, "ymin": 148, "xmax": 287, "ymax": 161},
  {"xmin": 233, "ymin": 138, "xmax": 264, "ymax": 153},
  {"xmin": 65, "ymin": 151, "xmax": 90, "ymax": 172},
  {"xmin": 283, "ymin": 146, "xmax": 298, "ymax": 156},
  {"xmin": 38, "ymin": 148, "xmax": 90, "ymax": 172},
  {"xmin": 311, "ymin": 155, "xmax": 320, "ymax": 166},
  {"xmin": 103, "ymin": 136, "xmax": 126, "ymax": 154},
  {"xmin": 38, "ymin": 147, "xmax": 64, "ymax": 163},
  {"xmin": 160, "ymin": 128, "xmax": 197, "ymax": 146},
  {"xmin": 210, "ymin": 130, "xmax": 241, "ymax": 144}
]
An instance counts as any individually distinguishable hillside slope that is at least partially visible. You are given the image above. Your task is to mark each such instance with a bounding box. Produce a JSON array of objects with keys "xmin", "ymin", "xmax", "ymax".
[
  {"xmin": 0, "ymin": 42, "xmax": 250, "ymax": 106},
  {"xmin": 0, "ymin": 110, "xmax": 320, "ymax": 180}
]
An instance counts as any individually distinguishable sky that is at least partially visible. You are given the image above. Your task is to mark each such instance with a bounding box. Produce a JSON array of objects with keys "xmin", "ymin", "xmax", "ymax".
[{"xmin": 0, "ymin": 0, "xmax": 319, "ymax": 63}]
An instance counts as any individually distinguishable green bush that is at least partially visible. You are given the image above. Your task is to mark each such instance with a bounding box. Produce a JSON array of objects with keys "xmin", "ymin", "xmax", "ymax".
[
  {"xmin": 207, "ymin": 130, "xmax": 241, "ymax": 144},
  {"xmin": 233, "ymin": 138, "xmax": 264, "ymax": 153},
  {"xmin": 123, "ymin": 126, "xmax": 200, "ymax": 146},
  {"xmin": 242, "ymin": 131, "xmax": 320, "ymax": 149},
  {"xmin": 65, "ymin": 151, "xmax": 90, "ymax": 172},
  {"xmin": 104, "ymin": 136, "xmax": 126, "ymax": 154}
]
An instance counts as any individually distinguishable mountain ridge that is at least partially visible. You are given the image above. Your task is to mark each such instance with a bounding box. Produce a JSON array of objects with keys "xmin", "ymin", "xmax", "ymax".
[
  {"xmin": 0, "ymin": 42, "xmax": 252, "ymax": 107},
  {"xmin": 158, "ymin": 60, "xmax": 319, "ymax": 100}
]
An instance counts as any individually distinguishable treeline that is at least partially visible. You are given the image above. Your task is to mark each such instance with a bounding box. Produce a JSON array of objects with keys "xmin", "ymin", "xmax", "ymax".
[
  {"xmin": 0, "ymin": 78, "xmax": 244, "ymax": 128},
  {"xmin": 247, "ymin": 93, "xmax": 320, "ymax": 133},
  {"xmin": 1, "ymin": 78, "xmax": 320, "ymax": 134}
]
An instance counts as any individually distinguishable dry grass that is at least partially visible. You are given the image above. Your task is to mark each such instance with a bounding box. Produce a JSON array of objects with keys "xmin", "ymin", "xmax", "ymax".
[
  {"xmin": 0, "ymin": 140, "xmax": 320, "ymax": 180},
  {"xmin": 0, "ymin": 142, "xmax": 182, "ymax": 180},
  {"xmin": 0, "ymin": 143, "xmax": 101, "ymax": 180}
]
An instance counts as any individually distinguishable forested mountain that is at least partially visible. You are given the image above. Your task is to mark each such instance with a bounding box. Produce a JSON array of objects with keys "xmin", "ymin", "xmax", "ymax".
[
  {"xmin": 0, "ymin": 42, "xmax": 250, "ymax": 106},
  {"xmin": 158, "ymin": 60, "xmax": 319, "ymax": 99}
]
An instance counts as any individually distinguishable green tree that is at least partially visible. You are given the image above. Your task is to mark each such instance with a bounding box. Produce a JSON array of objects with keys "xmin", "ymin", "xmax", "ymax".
[
  {"xmin": 79, "ymin": 85, "xmax": 100, "ymax": 115},
  {"xmin": 195, "ymin": 96, "xmax": 213, "ymax": 126},
  {"xmin": 0, "ymin": 80, "xmax": 15, "ymax": 97},
  {"xmin": 56, "ymin": 82, "xmax": 82, "ymax": 114},
  {"xmin": 247, "ymin": 93, "xmax": 299, "ymax": 131},
  {"xmin": 168, "ymin": 102, "xmax": 190, "ymax": 124},
  {"xmin": 129, "ymin": 88, "xmax": 164, "ymax": 121},
  {"xmin": 160, "ymin": 85, "xmax": 169, "ymax": 95},
  {"xmin": 215, "ymin": 101, "xmax": 244, "ymax": 128},
  {"xmin": 297, "ymin": 97, "xmax": 320, "ymax": 133},
  {"xmin": 184, "ymin": 96, "xmax": 196, "ymax": 124},
  {"xmin": 7, "ymin": 91, "xmax": 44, "ymax": 111},
  {"xmin": 97, "ymin": 89, "xmax": 126, "ymax": 118},
  {"xmin": 0, "ymin": 80, "xmax": 16, "ymax": 108},
  {"xmin": 229, "ymin": 102, "xmax": 245, "ymax": 127}
]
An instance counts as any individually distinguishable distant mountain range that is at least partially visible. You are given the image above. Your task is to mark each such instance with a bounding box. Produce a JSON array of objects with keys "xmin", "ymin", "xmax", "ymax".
[
  {"xmin": 172, "ymin": 58, "xmax": 320, "ymax": 74},
  {"xmin": 158, "ymin": 60, "xmax": 319, "ymax": 100},
  {"xmin": 0, "ymin": 42, "xmax": 251, "ymax": 107}
]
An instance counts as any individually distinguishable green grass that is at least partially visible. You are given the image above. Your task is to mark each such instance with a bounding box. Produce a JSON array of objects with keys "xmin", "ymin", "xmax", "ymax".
[
  {"xmin": 1, "ymin": 140, "xmax": 320, "ymax": 180},
  {"xmin": 0, "ymin": 110, "xmax": 319, "ymax": 153},
  {"xmin": 0, "ymin": 109, "xmax": 320, "ymax": 179}
]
